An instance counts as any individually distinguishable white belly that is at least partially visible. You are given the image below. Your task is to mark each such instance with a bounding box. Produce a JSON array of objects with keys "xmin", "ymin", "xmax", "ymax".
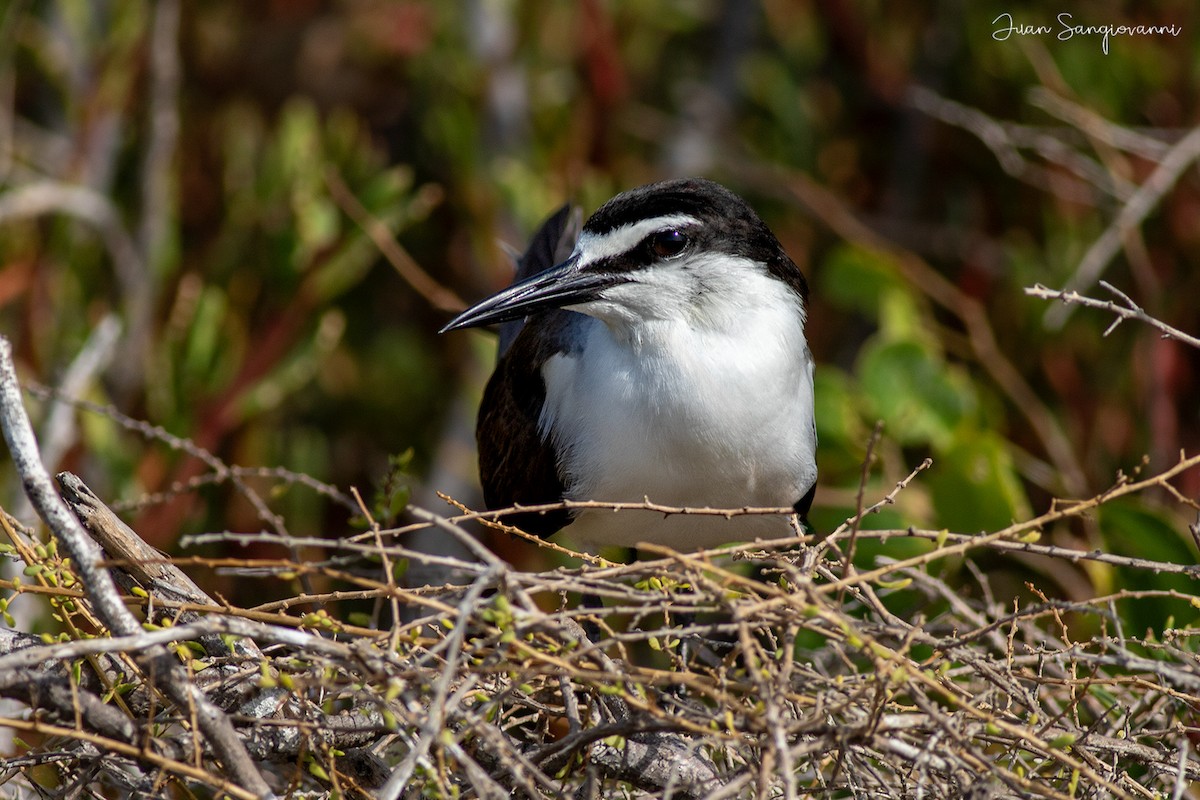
[{"xmin": 539, "ymin": 299, "xmax": 816, "ymax": 550}]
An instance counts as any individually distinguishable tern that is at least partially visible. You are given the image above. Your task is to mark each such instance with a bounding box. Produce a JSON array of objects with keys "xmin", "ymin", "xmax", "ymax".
[{"xmin": 441, "ymin": 178, "xmax": 817, "ymax": 550}]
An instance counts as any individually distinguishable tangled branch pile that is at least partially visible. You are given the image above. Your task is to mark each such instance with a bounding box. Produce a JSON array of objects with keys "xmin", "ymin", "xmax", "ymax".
[{"xmin": 2, "ymin": 337, "xmax": 1199, "ymax": 799}]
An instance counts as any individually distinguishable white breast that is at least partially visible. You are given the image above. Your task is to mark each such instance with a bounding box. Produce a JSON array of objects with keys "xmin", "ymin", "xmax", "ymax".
[{"xmin": 538, "ymin": 261, "xmax": 816, "ymax": 550}]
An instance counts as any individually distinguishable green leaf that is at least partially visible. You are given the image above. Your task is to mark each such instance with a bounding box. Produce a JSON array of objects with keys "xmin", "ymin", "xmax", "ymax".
[
  {"xmin": 819, "ymin": 244, "xmax": 908, "ymax": 318},
  {"xmin": 372, "ymin": 449, "xmax": 415, "ymax": 526},
  {"xmin": 812, "ymin": 366, "xmax": 864, "ymax": 450},
  {"xmin": 1100, "ymin": 501, "xmax": 1200, "ymax": 633},
  {"xmin": 926, "ymin": 432, "xmax": 1028, "ymax": 533},
  {"xmin": 858, "ymin": 339, "xmax": 976, "ymax": 447}
]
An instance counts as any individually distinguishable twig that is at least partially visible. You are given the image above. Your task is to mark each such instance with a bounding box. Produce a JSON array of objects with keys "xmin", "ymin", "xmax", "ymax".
[
  {"xmin": 0, "ymin": 717, "xmax": 262, "ymax": 800},
  {"xmin": 827, "ymin": 457, "xmax": 934, "ymax": 540},
  {"xmin": 56, "ymin": 471, "xmax": 262, "ymax": 661},
  {"xmin": 437, "ymin": 494, "xmax": 814, "ymax": 521},
  {"xmin": 379, "ymin": 566, "xmax": 497, "ymax": 799},
  {"xmin": 1026, "ymin": 282, "xmax": 1200, "ymax": 350},
  {"xmin": 0, "ymin": 617, "xmax": 235, "ymax": 672},
  {"xmin": 837, "ymin": 421, "xmax": 884, "ymax": 602},
  {"xmin": 437, "ymin": 490, "xmax": 613, "ymax": 566},
  {"xmin": 1027, "ymin": 88, "xmax": 1173, "ymax": 164},
  {"xmin": 909, "ymin": 85, "xmax": 1132, "ymax": 202},
  {"xmin": 5, "ymin": 346, "xmax": 1200, "ymax": 797},
  {"xmin": 35, "ymin": 315, "xmax": 122, "ymax": 479},
  {"xmin": 0, "ymin": 342, "xmax": 142, "ymax": 640},
  {"xmin": 324, "ymin": 167, "xmax": 465, "ymax": 313},
  {"xmin": 860, "ymin": 528, "xmax": 1200, "ymax": 577},
  {"xmin": 1046, "ymin": 124, "xmax": 1200, "ymax": 327},
  {"xmin": 110, "ymin": 464, "xmax": 357, "ymax": 514},
  {"xmin": 0, "ymin": 336, "xmax": 274, "ymax": 798},
  {"xmin": 26, "ymin": 381, "xmax": 292, "ymax": 535},
  {"xmin": 7, "ymin": 312, "xmax": 120, "ymax": 612},
  {"xmin": 1171, "ymin": 736, "xmax": 1190, "ymax": 800},
  {"xmin": 822, "ymin": 449, "xmax": 1200, "ymax": 594}
]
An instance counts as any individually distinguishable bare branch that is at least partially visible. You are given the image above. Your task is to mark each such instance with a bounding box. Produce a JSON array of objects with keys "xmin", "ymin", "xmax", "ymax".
[
  {"xmin": 325, "ymin": 167, "xmax": 464, "ymax": 313},
  {"xmin": 1026, "ymin": 281, "xmax": 1200, "ymax": 350},
  {"xmin": 5, "ymin": 342, "xmax": 1200, "ymax": 798},
  {"xmin": 1027, "ymin": 87, "xmax": 1174, "ymax": 162},
  {"xmin": 0, "ymin": 336, "xmax": 274, "ymax": 798},
  {"xmin": 908, "ymin": 85, "xmax": 1134, "ymax": 202},
  {"xmin": 1047, "ymin": 124, "xmax": 1200, "ymax": 327}
]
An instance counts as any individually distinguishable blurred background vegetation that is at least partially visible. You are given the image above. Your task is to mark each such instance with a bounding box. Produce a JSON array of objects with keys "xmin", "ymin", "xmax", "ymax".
[{"xmin": 1, "ymin": 0, "xmax": 1198, "ymax": 621}]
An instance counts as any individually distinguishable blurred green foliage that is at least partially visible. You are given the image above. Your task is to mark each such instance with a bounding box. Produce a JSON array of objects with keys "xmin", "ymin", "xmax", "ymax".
[{"xmin": 0, "ymin": 1, "xmax": 1197, "ymax": 623}]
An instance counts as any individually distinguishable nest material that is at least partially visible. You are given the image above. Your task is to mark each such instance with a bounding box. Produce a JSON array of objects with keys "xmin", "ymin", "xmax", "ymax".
[{"xmin": 1, "ymin": 459, "xmax": 1199, "ymax": 799}]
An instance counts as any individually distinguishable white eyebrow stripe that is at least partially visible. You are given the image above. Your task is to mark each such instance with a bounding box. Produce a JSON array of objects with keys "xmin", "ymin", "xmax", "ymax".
[{"xmin": 575, "ymin": 214, "xmax": 700, "ymax": 267}]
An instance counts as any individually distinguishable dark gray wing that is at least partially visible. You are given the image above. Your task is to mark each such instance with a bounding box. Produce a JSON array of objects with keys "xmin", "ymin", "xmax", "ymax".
[
  {"xmin": 481, "ymin": 205, "xmax": 584, "ymax": 537},
  {"xmin": 478, "ymin": 311, "xmax": 581, "ymax": 538}
]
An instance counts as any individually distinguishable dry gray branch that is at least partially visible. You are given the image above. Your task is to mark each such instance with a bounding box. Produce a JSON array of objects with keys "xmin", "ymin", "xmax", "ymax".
[
  {"xmin": 908, "ymin": 85, "xmax": 1134, "ymax": 202},
  {"xmin": 0, "ymin": 336, "xmax": 274, "ymax": 798},
  {"xmin": 1026, "ymin": 281, "xmax": 1200, "ymax": 350},
  {"xmin": 1027, "ymin": 88, "xmax": 1174, "ymax": 162},
  {"xmin": 907, "ymin": 86, "xmax": 1200, "ymax": 332},
  {"xmin": 3, "ymin": 342, "xmax": 1200, "ymax": 798},
  {"xmin": 1046, "ymin": 123, "xmax": 1200, "ymax": 327}
]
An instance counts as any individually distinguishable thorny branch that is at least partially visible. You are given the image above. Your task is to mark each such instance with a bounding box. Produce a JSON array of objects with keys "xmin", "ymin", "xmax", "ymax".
[
  {"xmin": 1026, "ymin": 281, "xmax": 1200, "ymax": 351},
  {"xmin": 1048, "ymin": 123, "xmax": 1200, "ymax": 324},
  {"xmin": 0, "ymin": 336, "xmax": 275, "ymax": 798},
  {"xmin": 2, "ymin": 344, "xmax": 1200, "ymax": 797},
  {"xmin": 908, "ymin": 86, "xmax": 1200, "ymax": 331}
]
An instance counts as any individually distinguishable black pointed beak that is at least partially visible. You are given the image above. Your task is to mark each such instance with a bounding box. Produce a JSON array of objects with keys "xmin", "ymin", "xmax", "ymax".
[{"xmin": 440, "ymin": 254, "xmax": 621, "ymax": 333}]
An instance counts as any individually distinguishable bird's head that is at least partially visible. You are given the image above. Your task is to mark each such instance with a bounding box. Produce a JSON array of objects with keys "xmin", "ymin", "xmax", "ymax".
[{"xmin": 440, "ymin": 178, "xmax": 807, "ymax": 336}]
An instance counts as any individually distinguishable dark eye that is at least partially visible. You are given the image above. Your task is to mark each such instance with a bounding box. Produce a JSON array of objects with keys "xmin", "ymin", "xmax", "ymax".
[{"xmin": 648, "ymin": 229, "xmax": 689, "ymax": 259}]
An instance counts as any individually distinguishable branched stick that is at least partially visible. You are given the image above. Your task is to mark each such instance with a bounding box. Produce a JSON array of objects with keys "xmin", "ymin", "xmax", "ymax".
[
  {"xmin": 325, "ymin": 167, "xmax": 464, "ymax": 313},
  {"xmin": 822, "ymin": 449, "xmax": 1200, "ymax": 594},
  {"xmin": 836, "ymin": 421, "xmax": 884, "ymax": 602},
  {"xmin": 0, "ymin": 336, "xmax": 274, "ymax": 798},
  {"xmin": 1027, "ymin": 87, "xmax": 1173, "ymax": 161},
  {"xmin": 1047, "ymin": 124, "xmax": 1200, "ymax": 326},
  {"xmin": 908, "ymin": 85, "xmax": 1131, "ymax": 202},
  {"xmin": 1026, "ymin": 281, "xmax": 1200, "ymax": 350},
  {"xmin": 5, "ymin": 338, "xmax": 1200, "ymax": 798}
]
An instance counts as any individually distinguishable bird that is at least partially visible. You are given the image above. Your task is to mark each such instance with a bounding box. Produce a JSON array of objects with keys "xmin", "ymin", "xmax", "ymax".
[{"xmin": 441, "ymin": 178, "xmax": 816, "ymax": 551}]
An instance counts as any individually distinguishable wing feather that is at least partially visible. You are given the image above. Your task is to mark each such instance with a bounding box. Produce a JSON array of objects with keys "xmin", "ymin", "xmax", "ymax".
[{"xmin": 478, "ymin": 312, "xmax": 579, "ymax": 537}]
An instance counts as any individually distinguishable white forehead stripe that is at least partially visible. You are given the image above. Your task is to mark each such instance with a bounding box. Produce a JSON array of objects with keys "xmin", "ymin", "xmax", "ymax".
[{"xmin": 575, "ymin": 214, "xmax": 700, "ymax": 268}]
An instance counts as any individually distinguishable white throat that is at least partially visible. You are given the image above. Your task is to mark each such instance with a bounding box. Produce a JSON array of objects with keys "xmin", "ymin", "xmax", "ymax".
[{"xmin": 538, "ymin": 256, "xmax": 817, "ymax": 550}]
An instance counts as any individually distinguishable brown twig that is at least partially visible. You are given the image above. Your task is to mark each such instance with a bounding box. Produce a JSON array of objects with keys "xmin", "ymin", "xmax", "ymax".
[
  {"xmin": 0, "ymin": 336, "xmax": 274, "ymax": 798},
  {"xmin": 1026, "ymin": 281, "xmax": 1200, "ymax": 350},
  {"xmin": 324, "ymin": 166, "xmax": 465, "ymax": 313},
  {"xmin": 836, "ymin": 421, "xmax": 884, "ymax": 603},
  {"xmin": 1046, "ymin": 124, "xmax": 1200, "ymax": 327}
]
